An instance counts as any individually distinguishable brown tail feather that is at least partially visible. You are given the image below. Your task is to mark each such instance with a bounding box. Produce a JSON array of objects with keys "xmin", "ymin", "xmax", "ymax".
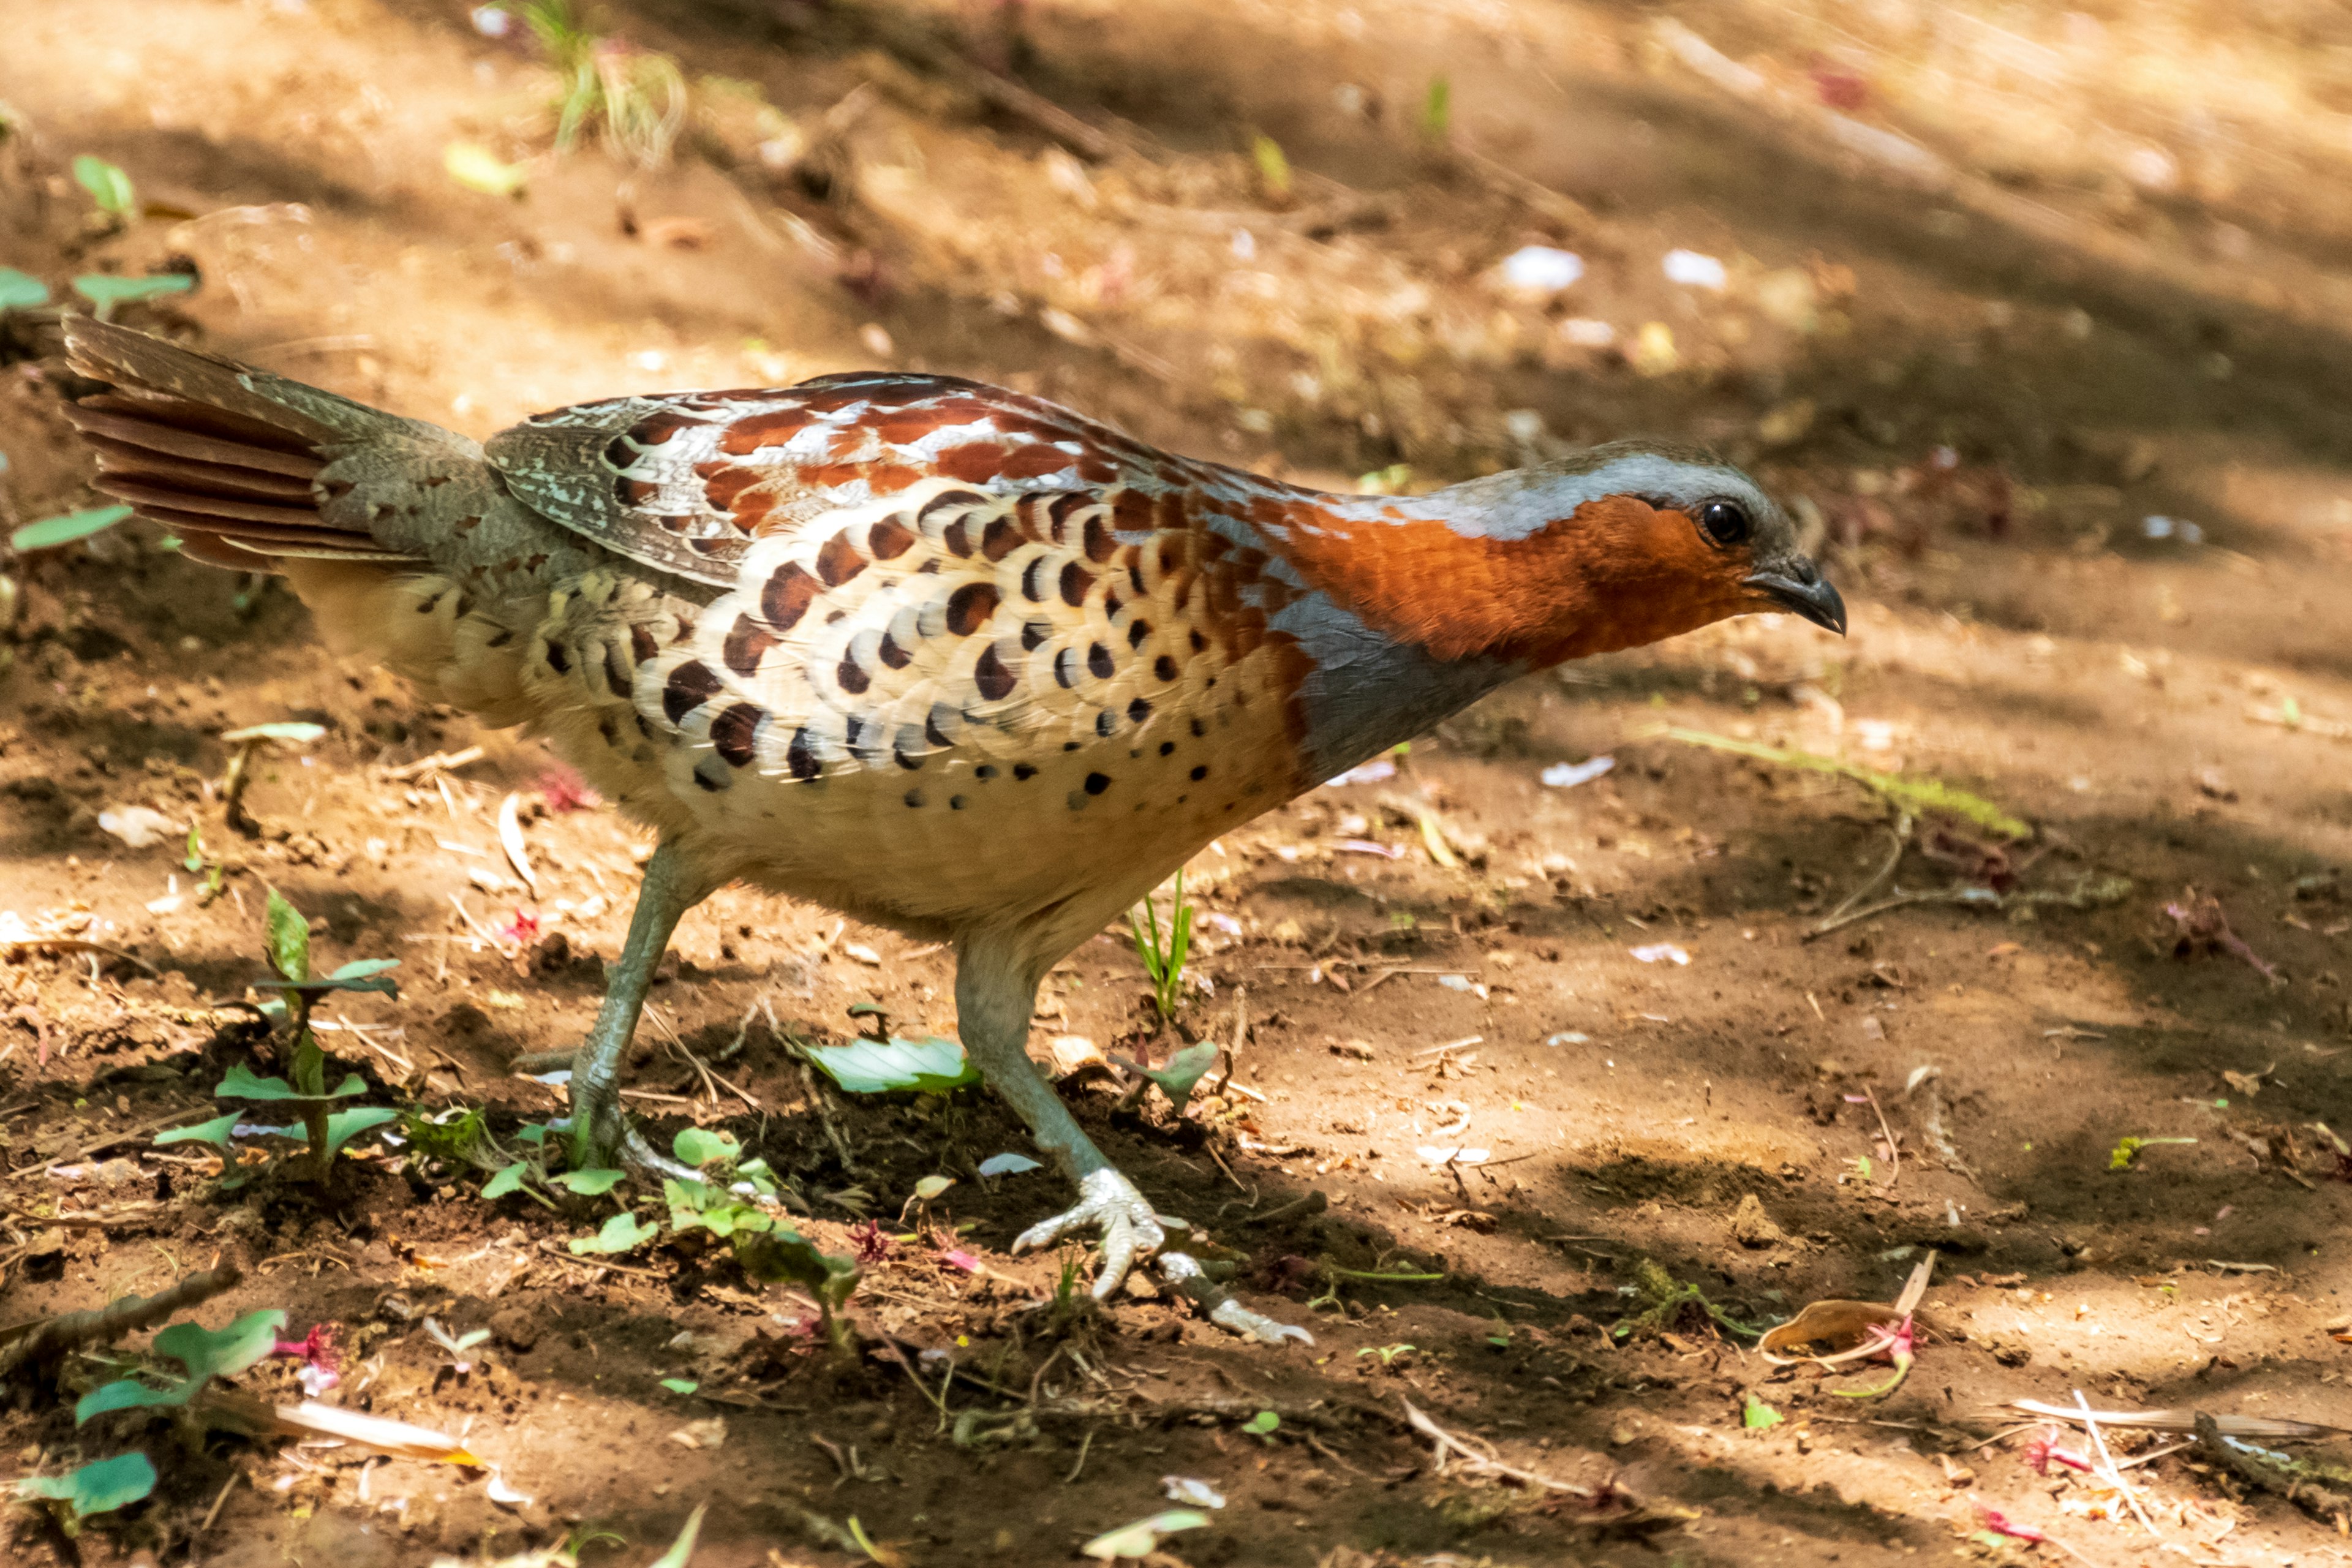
[{"xmin": 60, "ymin": 318, "xmax": 426, "ymax": 568}]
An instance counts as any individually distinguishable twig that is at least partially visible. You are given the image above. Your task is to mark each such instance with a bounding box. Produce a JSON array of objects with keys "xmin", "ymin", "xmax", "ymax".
[
  {"xmin": 1401, "ymin": 1397, "xmax": 1596, "ymax": 1496},
  {"xmin": 0, "ymin": 937, "xmax": 159, "ymax": 976},
  {"xmin": 2074, "ymin": 1389, "xmax": 2165, "ymax": 1540},
  {"xmin": 1062, "ymin": 1428, "xmax": 1094, "ymax": 1484},
  {"xmin": 0, "ymin": 1261, "xmax": 241, "ymax": 1378},
  {"xmin": 1818, "ymin": 812, "xmax": 1913, "ymax": 932},
  {"xmin": 197, "ymin": 1470, "xmax": 241, "ymax": 1534},
  {"xmin": 1860, "ymin": 1084, "xmax": 1901, "ymax": 1189},
  {"xmin": 535, "ymin": 1240, "xmax": 667, "ymax": 1280},
  {"xmin": 376, "ymin": 745, "xmax": 485, "ymax": 782}
]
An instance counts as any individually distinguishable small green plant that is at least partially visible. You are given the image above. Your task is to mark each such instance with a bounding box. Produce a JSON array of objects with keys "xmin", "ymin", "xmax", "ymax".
[
  {"xmin": 10, "ymin": 503, "xmax": 131, "ymax": 554},
  {"xmin": 1241, "ymin": 1409, "xmax": 1280, "ymax": 1441},
  {"xmin": 13, "ymin": 1452, "xmax": 155, "ymax": 1534},
  {"xmin": 0, "ymin": 266, "xmax": 48, "ymax": 311},
  {"xmin": 158, "ymin": 891, "xmax": 398, "ymax": 1182},
  {"xmin": 71, "ymin": 155, "xmax": 135, "ymax": 220},
  {"xmin": 72, "ymin": 273, "xmax": 193, "ymax": 322},
  {"xmin": 1742, "ymin": 1394, "xmax": 1784, "ymax": 1430},
  {"xmin": 524, "ymin": 0, "xmax": 686, "ymax": 168},
  {"xmin": 181, "ymin": 824, "xmax": 226, "ymax": 904},
  {"xmin": 1355, "ymin": 1343, "xmax": 1416, "ymax": 1366},
  {"xmin": 75, "ymin": 1309, "xmax": 284, "ymax": 1421},
  {"xmin": 1611, "ymin": 1257, "xmax": 1763, "ymax": 1343},
  {"xmin": 1129, "ymin": 870, "xmax": 1194, "ymax": 1028},
  {"xmin": 2109, "ymin": 1134, "xmax": 2197, "ymax": 1172},
  {"xmin": 659, "ymin": 1128, "xmax": 859, "ymax": 1347}
]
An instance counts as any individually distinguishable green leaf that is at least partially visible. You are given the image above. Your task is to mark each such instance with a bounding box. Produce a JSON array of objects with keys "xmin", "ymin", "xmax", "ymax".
[
  {"xmin": 1142, "ymin": 1042, "xmax": 1221, "ymax": 1110},
  {"xmin": 732, "ymin": 1226, "xmax": 859, "ymax": 1309},
  {"xmin": 672, "ymin": 1128, "xmax": 738, "ymax": 1169},
  {"xmin": 804, "ymin": 1036, "xmax": 980, "ymax": 1095},
  {"xmin": 264, "ymin": 888, "xmax": 311, "ymax": 982},
  {"xmin": 221, "ymin": 722, "xmax": 326, "ymax": 745},
  {"xmin": 72, "ymin": 274, "xmax": 194, "ymax": 322},
  {"xmin": 1743, "ymin": 1395, "xmax": 1784, "ymax": 1430},
  {"xmin": 215, "ymin": 1063, "xmax": 366, "ymax": 1102},
  {"xmin": 556, "ymin": 1167, "xmax": 625, "ymax": 1196},
  {"xmin": 156, "ymin": 1308, "xmax": 287, "ymax": 1382},
  {"xmin": 326, "ymin": 958, "xmax": 400, "ymax": 981},
  {"xmin": 16, "ymin": 1452, "xmax": 156, "ymax": 1520},
  {"xmin": 72, "ymin": 154, "xmax": 135, "ymax": 216},
  {"xmin": 648, "ymin": 1503, "xmax": 707, "ymax": 1568},
  {"xmin": 256, "ymin": 971, "xmax": 399, "ymax": 1001},
  {"xmin": 1082, "ymin": 1510, "xmax": 1210, "ymax": 1560},
  {"xmin": 74, "ymin": 1376, "xmax": 197, "ymax": 1422},
  {"xmin": 569, "ymin": 1212, "xmax": 658, "ymax": 1254},
  {"xmin": 481, "ymin": 1162, "xmax": 530, "ymax": 1200},
  {"xmin": 322, "ymin": 1106, "xmax": 398, "ymax": 1161},
  {"xmin": 10, "ymin": 504, "xmax": 132, "ymax": 552},
  {"xmin": 660, "ymin": 1378, "xmax": 699, "ymax": 1395},
  {"xmin": 1242, "ymin": 1410, "xmax": 1279, "ymax": 1437},
  {"xmin": 153, "ymin": 1112, "xmax": 241, "ymax": 1149},
  {"xmin": 0, "ymin": 267, "xmax": 48, "ymax": 311},
  {"xmin": 444, "ymin": 141, "xmax": 529, "ymax": 197}
]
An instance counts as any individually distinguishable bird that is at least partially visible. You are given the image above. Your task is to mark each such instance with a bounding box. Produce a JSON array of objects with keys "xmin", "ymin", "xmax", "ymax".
[{"xmin": 57, "ymin": 317, "xmax": 1844, "ymax": 1342}]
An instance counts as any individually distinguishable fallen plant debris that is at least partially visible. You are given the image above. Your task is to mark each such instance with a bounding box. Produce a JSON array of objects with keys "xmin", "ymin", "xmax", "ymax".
[
  {"xmin": 2163, "ymin": 888, "xmax": 2283, "ymax": 981},
  {"xmin": 1758, "ymin": 1251, "xmax": 1932, "ymax": 1398}
]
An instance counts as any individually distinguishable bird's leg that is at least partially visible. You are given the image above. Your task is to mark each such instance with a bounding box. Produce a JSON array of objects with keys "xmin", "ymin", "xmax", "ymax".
[
  {"xmin": 954, "ymin": 939, "xmax": 1310, "ymax": 1345},
  {"xmin": 567, "ymin": 840, "xmax": 715, "ymax": 1181}
]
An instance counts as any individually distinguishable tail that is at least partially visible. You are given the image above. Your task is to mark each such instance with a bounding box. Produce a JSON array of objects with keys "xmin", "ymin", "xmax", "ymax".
[{"xmin": 60, "ymin": 318, "xmax": 439, "ymax": 571}]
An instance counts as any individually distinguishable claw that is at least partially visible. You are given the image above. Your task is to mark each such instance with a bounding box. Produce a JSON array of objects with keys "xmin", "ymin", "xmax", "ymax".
[
  {"xmin": 1012, "ymin": 1169, "xmax": 1167, "ymax": 1298},
  {"xmin": 1013, "ymin": 1171, "xmax": 1314, "ymax": 1344}
]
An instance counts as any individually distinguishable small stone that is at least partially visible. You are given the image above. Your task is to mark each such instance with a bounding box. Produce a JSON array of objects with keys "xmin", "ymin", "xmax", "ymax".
[
  {"xmin": 1728, "ymin": 1193, "xmax": 1785, "ymax": 1249},
  {"xmin": 489, "ymin": 1303, "xmax": 540, "ymax": 1353}
]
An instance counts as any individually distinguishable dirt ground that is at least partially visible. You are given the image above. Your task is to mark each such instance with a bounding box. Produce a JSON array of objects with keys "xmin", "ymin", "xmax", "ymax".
[{"xmin": 8, "ymin": 1, "xmax": 2352, "ymax": 1564}]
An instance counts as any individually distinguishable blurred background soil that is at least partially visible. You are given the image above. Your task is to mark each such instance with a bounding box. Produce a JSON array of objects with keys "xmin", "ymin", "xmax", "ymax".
[{"xmin": 6, "ymin": 2, "xmax": 2352, "ymax": 1565}]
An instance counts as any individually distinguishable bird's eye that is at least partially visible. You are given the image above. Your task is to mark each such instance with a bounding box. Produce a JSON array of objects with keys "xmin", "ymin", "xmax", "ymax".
[{"xmin": 1697, "ymin": 500, "xmax": 1752, "ymax": 548}]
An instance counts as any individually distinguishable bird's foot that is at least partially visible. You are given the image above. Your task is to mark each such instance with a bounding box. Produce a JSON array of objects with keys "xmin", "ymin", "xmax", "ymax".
[
  {"xmin": 1012, "ymin": 1167, "xmax": 1175, "ymax": 1297},
  {"xmin": 1011, "ymin": 1169, "xmax": 1313, "ymax": 1346},
  {"xmin": 565, "ymin": 1059, "xmax": 700, "ymax": 1183}
]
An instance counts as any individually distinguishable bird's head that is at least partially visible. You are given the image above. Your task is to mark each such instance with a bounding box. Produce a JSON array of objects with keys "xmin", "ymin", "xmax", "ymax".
[{"xmin": 1272, "ymin": 442, "xmax": 1844, "ymax": 666}]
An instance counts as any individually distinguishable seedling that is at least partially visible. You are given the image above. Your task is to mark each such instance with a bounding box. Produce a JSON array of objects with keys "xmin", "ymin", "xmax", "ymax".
[
  {"xmin": 75, "ymin": 1308, "xmax": 285, "ymax": 1423},
  {"xmin": 658, "ymin": 1127, "xmax": 859, "ymax": 1348},
  {"xmin": 423, "ymin": 1317, "xmax": 491, "ymax": 1376},
  {"xmin": 157, "ymin": 890, "xmax": 398, "ymax": 1181},
  {"xmin": 1250, "ymin": 134, "xmax": 1291, "ymax": 199},
  {"xmin": 1356, "ymin": 1343, "xmax": 1416, "ymax": 1366},
  {"xmin": 181, "ymin": 824, "xmax": 225, "ymax": 904},
  {"xmin": 1242, "ymin": 1409, "xmax": 1280, "ymax": 1442},
  {"xmin": 0, "ymin": 267, "xmax": 49, "ymax": 311},
  {"xmin": 71, "ymin": 155, "xmax": 135, "ymax": 220},
  {"xmin": 2109, "ymin": 1135, "xmax": 2197, "ymax": 1172},
  {"xmin": 1129, "ymin": 870, "xmax": 1194, "ymax": 1028},
  {"xmin": 1611, "ymin": 1257, "xmax": 1763, "ymax": 1343},
  {"xmin": 12, "ymin": 1453, "xmax": 154, "ymax": 1534},
  {"xmin": 523, "ymin": 0, "xmax": 686, "ymax": 168},
  {"xmin": 1114, "ymin": 1040, "xmax": 1219, "ymax": 1117},
  {"xmin": 71, "ymin": 273, "xmax": 193, "ymax": 322},
  {"xmin": 1743, "ymin": 1395, "xmax": 1784, "ymax": 1430},
  {"xmin": 10, "ymin": 503, "xmax": 131, "ymax": 554}
]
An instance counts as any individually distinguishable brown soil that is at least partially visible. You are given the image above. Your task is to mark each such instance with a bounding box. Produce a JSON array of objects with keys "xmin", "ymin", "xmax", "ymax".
[{"xmin": 6, "ymin": 2, "xmax": 2352, "ymax": 1566}]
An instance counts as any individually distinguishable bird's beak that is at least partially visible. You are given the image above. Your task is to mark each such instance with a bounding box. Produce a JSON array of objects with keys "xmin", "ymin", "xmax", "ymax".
[{"xmin": 1744, "ymin": 566, "xmax": 1847, "ymax": 635}]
